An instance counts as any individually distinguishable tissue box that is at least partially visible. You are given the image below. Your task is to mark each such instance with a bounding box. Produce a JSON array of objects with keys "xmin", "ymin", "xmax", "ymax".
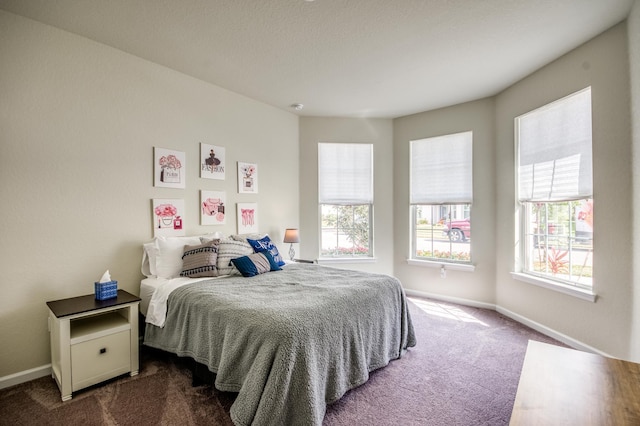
[{"xmin": 94, "ymin": 280, "xmax": 118, "ymax": 300}]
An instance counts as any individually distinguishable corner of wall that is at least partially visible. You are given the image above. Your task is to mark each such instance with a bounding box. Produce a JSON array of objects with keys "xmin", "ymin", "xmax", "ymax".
[{"xmin": 628, "ymin": 0, "xmax": 640, "ymax": 362}]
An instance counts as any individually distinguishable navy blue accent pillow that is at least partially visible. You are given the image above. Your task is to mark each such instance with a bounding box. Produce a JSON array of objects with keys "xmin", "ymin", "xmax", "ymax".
[
  {"xmin": 231, "ymin": 250, "xmax": 282, "ymax": 277},
  {"xmin": 247, "ymin": 235, "xmax": 285, "ymax": 266}
]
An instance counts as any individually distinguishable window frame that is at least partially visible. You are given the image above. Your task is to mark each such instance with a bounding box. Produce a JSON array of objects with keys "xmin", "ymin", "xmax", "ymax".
[
  {"xmin": 514, "ymin": 88, "xmax": 595, "ymax": 299},
  {"xmin": 410, "ymin": 203, "xmax": 472, "ymax": 265},
  {"xmin": 317, "ymin": 142, "xmax": 374, "ymax": 260},
  {"xmin": 409, "ymin": 132, "xmax": 473, "ymax": 267}
]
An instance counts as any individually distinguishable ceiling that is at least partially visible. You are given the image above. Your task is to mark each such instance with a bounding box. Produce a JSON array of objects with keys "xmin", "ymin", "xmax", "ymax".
[{"xmin": 0, "ymin": 0, "xmax": 634, "ymax": 118}]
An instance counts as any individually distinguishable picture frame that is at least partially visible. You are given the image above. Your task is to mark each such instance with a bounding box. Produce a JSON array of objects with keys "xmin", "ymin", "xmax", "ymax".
[
  {"xmin": 201, "ymin": 190, "xmax": 227, "ymax": 225},
  {"xmin": 152, "ymin": 198, "xmax": 185, "ymax": 237},
  {"xmin": 237, "ymin": 202, "xmax": 258, "ymax": 234},
  {"xmin": 154, "ymin": 147, "xmax": 185, "ymax": 189},
  {"xmin": 237, "ymin": 162, "xmax": 258, "ymax": 193},
  {"xmin": 200, "ymin": 143, "xmax": 225, "ymax": 180}
]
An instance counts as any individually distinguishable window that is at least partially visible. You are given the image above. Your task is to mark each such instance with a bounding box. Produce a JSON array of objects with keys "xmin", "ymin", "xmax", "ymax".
[
  {"xmin": 516, "ymin": 88, "xmax": 593, "ymax": 290},
  {"xmin": 318, "ymin": 143, "xmax": 373, "ymax": 258},
  {"xmin": 410, "ymin": 131, "xmax": 473, "ymax": 264}
]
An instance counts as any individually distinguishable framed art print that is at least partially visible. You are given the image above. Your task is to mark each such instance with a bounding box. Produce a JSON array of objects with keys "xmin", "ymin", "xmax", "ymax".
[
  {"xmin": 237, "ymin": 202, "xmax": 258, "ymax": 234},
  {"xmin": 154, "ymin": 147, "xmax": 185, "ymax": 189},
  {"xmin": 200, "ymin": 143, "xmax": 225, "ymax": 180},
  {"xmin": 201, "ymin": 190, "xmax": 227, "ymax": 225},
  {"xmin": 237, "ymin": 162, "xmax": 258, "ymax": 193},
  {"xmin": 152, "ymin": 199, "xmax": 185, "ymax": 237}
]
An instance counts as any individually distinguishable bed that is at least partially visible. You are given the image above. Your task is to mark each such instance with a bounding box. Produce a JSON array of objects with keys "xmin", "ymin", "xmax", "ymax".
[{"xmin": 140, "ymin": 234, "xmax": 416, "ymax": 426}]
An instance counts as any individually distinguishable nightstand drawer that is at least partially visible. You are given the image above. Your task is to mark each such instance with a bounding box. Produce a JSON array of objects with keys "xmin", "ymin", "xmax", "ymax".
[{"xmin": 71, "ymin": 330, "xmax": 130, "ymax": 391}]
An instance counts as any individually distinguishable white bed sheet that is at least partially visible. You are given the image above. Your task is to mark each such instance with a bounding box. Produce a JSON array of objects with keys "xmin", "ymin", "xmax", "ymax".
[
  {"xmin": 140, "ymin": 277, "xmax": 161, "ymax": 317},
  {"xmin": 142, "ymin": 264, "xmax": 296, "ymax": 327},
  {"xmin": 141, "ymin": 276, "xmax": 221, "ymax": 327}
]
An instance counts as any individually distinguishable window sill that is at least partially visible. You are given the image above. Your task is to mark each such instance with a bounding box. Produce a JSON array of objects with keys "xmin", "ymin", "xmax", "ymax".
[
  {"xmin": 511, "ymin": 272, "xmax": 596, "ymax": 302},
  {"xmin": 406, "ymin": 258, "xmax": 475, "ymax": 272},
  {"xmin": 283, "ymin": 259, "xmax": 316, "ymax": 264},
  {"xmin": 318, "ymin": 257, "xmax": 377, "ymax": 264}
]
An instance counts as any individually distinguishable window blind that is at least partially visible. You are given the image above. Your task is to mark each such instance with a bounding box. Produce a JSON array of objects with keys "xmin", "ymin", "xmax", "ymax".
[
  {"xmin": 318, "ymin": 143, "xmax": 373, "ymax": 204},
  {"xmin": 517, "ymin": 87, "xmax": 593, "ymax": 202},
  {"xmin": 410, "ymin": 131, "xmax": 473, "ymax": 204}
]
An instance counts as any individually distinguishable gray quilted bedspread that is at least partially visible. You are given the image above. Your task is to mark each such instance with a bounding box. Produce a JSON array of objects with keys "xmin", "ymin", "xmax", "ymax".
[{"xmin": 144, "ymin": 264, "xmax": 416, "ymax": 426}]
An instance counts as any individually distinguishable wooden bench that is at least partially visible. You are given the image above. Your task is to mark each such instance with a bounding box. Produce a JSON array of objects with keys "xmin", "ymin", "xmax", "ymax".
[{"xmin": 510, "ymin": 340, "xmax": 640, "ymax": 425}]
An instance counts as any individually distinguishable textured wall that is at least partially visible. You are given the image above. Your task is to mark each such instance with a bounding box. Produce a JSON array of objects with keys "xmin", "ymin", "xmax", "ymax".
[
  {"xmin": 392, "ymin": 98, "xmax": 497, "ymax": 305},
  {"xmin": 393, "ymin": 21, "xmax": 636, "ymax": 360},
  {"xmin": 298, "ymin": 117, "xmax": 394, "ymax": 275},
  {"xmin": 628, "ymin": 0, "xmax": 640, "ymax": 362},
  {"xmin": 0, "ymin": 11, "xmax": 299, "ymax": 377},
  {"xmin": 495, "ymin": 22, "xmax": 633, "ymax": 359}
]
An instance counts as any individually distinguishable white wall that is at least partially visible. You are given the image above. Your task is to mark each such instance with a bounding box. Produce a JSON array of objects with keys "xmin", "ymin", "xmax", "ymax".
[
  {"xmin": 495, "ymin": 22, "xmax": 634, "ymax": 359},
  {"xmin": 393, "ymin": 20, "xmax": 637, "ymax": 361},
  {"xmin": 0, "ymin": 11, "xmax": 299, "ymax": 377},
  {"xmin": 2, "ymin": 5, "xmax": 638, "ymax": 382},
  {"xmin": 629, "ymin": 0, "xmax": 640, "ymax": 361},
  {"xmin": 393, "ymin": 98, "xmax": 497, "ymax": 304},
  {"xmin": 299, "ymin": 117, "xmax": 394, "ymax": 275}
]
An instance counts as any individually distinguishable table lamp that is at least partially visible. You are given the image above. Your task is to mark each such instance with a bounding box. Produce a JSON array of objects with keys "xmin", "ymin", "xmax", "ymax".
[{"xmin": 283, "ymin": 228, "xmax": 300, "ymax": 261}]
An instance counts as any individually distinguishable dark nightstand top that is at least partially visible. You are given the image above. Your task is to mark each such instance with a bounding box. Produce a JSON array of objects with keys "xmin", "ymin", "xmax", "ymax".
[{"xmin": 46, "ymin": 290, "xmax": 141, "ymax": 318}]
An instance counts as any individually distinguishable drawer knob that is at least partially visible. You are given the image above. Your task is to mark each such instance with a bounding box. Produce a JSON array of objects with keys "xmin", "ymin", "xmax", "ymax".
[{"xmin": 99, "ymin": 348, "xmax": 107, "ymax": 354}]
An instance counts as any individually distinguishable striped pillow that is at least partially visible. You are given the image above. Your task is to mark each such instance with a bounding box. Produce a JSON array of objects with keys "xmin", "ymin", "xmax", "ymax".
[
  {"xmin": 216, "ymin": 239, "xmax": 255, "ymax": 275},
  {"xmin": 180, "ymin": 240, "xmax": 220, "ymax": 278},
  {"xmin": 231, "ymin": 251, "xmax": 282, "ymax": 277}
]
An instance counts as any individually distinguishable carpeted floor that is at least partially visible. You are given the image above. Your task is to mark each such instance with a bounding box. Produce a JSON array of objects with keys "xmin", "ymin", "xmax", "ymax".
[{"xmin": 0, "ymin": 297, "xmax": 565, "ymax": 425}]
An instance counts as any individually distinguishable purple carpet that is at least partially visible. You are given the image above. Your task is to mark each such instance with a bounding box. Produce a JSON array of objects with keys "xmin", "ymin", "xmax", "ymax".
[
  {"xmin": 323, "ymin": 297, "xmax": 564, "ymax": 425},
  {"xmin": 0, "ymin": 296, "xmax": 564, "ymax": 425}
]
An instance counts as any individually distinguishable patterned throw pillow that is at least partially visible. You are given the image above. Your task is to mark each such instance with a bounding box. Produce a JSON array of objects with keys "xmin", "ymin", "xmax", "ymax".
[
  {"xmin": 231, "ymin": 251, "xmax": 282, "ymax": 277},
  {"xmin": 247, "ymin": 235, "xmax": 285, "ymax": 267},
  {"xmin": 180, "ymin": 240, "xmax": 220, "ymax": 278},
  {"xmin": 216, "ymin": 239, "xmax": 255, "ymax": 275}
]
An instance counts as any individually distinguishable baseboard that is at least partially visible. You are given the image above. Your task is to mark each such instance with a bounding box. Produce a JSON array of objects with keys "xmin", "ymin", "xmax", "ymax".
[
  {"xmin": 495, "ymin": 306, "xmax": 613, "ymax": 358},
  {"xmin": 405, "ymin": 289, "xmax": 496, "ymax": 310},
  {"xmin": 0, "ymin": 364, "xmax": 51, "ymax": 390},
  {"xmin": 405, "ymin": 288, "xmax": 612, "ymax": 357}
]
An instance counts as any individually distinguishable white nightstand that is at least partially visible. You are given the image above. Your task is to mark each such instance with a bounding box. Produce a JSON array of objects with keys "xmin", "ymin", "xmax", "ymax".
[{"xmin": 46, "ymin": 290, "xmax": 140, "ymax": 401}]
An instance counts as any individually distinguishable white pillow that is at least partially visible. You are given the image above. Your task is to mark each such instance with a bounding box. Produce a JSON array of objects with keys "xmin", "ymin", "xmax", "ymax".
[
  {"xmin": 229, "ymin": 233, "xmax": 267, "ymax": 242},
  {"xmin": 202, "ymin": 231, "xmax": 225, "ymax": 241},
  {"xmin": 155, "ymin": 236, "xmax": 202, "ymax": 278},
  {"xmin": 141, "ymin": 241, "xmax": 158, "ymax": 277}
]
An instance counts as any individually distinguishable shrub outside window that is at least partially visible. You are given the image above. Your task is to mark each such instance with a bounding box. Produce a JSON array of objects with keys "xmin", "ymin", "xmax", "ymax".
[
  {"xmin": 320, "ymin": 204, "xmax": 371, "ymax": 257},
  {"xmin": 522, "ymin": 199, "xmax": 593, "ymax": 288}
]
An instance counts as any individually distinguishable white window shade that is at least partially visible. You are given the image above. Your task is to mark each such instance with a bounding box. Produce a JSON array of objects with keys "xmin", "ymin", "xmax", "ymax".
[
  {"xmin": 410, "ymin": 131, "xmax": 473, "ymax": 204},
  {"xmin": 517, "ymin": 88, "xmax": 593, "ymax": 202},
  {"xmin": 318, "ymin": 143, "xmax": 373, "ymax": 204}
]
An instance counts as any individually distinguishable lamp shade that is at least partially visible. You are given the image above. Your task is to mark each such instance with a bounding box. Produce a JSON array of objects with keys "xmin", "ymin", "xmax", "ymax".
[{"xmin": 283, "ymin": 228, "xmax": 300, "ymax": 243}]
